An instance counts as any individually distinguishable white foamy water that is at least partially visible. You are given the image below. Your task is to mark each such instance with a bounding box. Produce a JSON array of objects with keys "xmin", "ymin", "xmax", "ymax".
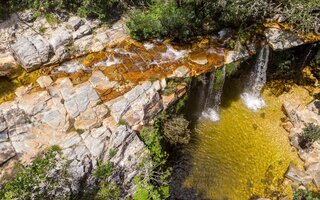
[
  {"xmin": 241, "ymin": 45, "xmax": 270, "ymax": 111},
  {"xmin": 202, "ymin": 108, "xmax": 220, "ymax": 122},
  {"xmin": 143, "ymin": 43, "xmax": 155, "ymax": 50},
  {"xmin": 56, "ymin": 63, "xmax": 84, "ymax": 73},
  {"xmin": 161, "ymin": 45, "xmax": 187, "ymax": 60},
  {"xmin": 93, "ymin": 57, "xmax": 122, "ymax": 67},
  {"xmin": 241, "ymin": 92, "xmax": 266, "ymax": 112}
]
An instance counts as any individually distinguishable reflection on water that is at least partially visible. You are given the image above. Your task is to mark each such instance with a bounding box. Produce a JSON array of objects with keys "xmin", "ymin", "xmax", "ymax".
[{"xmin": 171, "ymin": 75, "xmax": 301, "ymax": 200}]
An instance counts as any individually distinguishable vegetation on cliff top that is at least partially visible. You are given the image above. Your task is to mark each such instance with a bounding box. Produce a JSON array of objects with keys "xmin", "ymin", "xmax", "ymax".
[
  {"xmin": 1, "ymin": 0, "xmax": 318, "ymax": 41},
  {"xmin": 127, "ymin": 0, "xmax": 319, "ymax": 41}
]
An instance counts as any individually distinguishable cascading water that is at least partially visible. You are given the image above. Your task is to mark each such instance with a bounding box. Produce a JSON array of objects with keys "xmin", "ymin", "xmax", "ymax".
[
  {"xmin": 202, "ymin": 65, "xmax": 226, "ymax": 121},
  {"xmin": 241, "ymin": 45, "xmax": 270, "ymax": 111}
]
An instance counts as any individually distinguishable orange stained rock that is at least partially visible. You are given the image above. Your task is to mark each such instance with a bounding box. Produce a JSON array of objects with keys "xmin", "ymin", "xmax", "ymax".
[{"xmin": 81, "ymin": 52, "xmax": 109, "ymax": 67}]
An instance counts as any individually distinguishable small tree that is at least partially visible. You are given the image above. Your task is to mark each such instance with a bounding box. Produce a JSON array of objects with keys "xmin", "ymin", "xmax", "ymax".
[{"xmin": 300, "ymin": 123, "xmax": 320, "ymax": 149}]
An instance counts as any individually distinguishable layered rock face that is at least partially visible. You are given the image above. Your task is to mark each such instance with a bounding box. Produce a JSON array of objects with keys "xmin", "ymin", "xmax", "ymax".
[
  {"xmin": 0, "ymin": 11, "xmax": 126, "ymax": 75},
  {"xmin": 0, "ymin": 63, "xmax": 190, "ymax": 196},
  {"xmin": 283, "ymin": 94, "xmax": 320, "ymax": 188}
]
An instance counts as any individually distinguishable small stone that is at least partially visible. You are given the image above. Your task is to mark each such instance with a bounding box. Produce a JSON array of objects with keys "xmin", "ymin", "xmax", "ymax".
[
  {"xmin": 73, "ymin": 24, "xmax": 92, "ymax": 40},
  {"xmin": 68, "ymin": 16, "xmax": 84, "ymax": 31},
  {"xmin": 285, "ymin": 163, "xmax": 312, "ymax": 184},
  {"xmin": 0, "ymin": 52, "xmax": 18, "ymax": 77},
  {"xmin": 170, "ymin": 66, "xmax": 190, "ymax": 78},
  {"xmin": 37, "ymin": 76, "xmax": 53, "ymax": 88}
]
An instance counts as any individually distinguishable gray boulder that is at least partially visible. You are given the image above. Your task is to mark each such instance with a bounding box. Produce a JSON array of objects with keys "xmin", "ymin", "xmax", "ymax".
[
  {"xmin": 11, "ymin": 35, "xmax": 52, "ymax": 71},
  {"xmin": 49, "ymin": 27, "xmax": 72, "ymax": 51},
  {"xmin": 265, "ymin": 28, "xmax": 304, "ymax": 51}
]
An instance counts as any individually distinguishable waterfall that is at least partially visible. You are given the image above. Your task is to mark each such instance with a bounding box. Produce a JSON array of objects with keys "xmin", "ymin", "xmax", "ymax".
[
  {"xmin": 241, "ymin": 45, "xmax": 270, "ymax": 111},
  {"xmin": 204, "ymin": 70, "xmax": 215, "ymax": 109},
  {"xmin": 213, "ymin": 65, "xmax": 226, "ymax": 110},
  {"xmin": 202, "ymin": 65, "xmax": 226, "ymax": 122}
]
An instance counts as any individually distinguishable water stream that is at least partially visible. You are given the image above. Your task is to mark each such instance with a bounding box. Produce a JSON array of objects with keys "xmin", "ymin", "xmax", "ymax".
[
  {"xmin": 171, "ymin": 56, "xmax": 301, "ymax": 200},
  {"xmin": 202, "ymin": 65, "xmax": 226, "ymax": 122},
  {"xmin": 241, "ymin": 45, "xmax": 270, "ymax": 111}
]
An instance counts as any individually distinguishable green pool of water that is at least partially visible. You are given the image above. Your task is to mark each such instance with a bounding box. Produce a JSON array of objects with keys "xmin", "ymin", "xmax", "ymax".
[{"xmin": 177, "ymin": 78, "xmax": 301, "ymax": 199}]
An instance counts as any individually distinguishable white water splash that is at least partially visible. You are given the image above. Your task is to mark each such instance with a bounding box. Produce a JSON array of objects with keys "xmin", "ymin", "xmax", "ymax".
[
  {"xmin": 161, "ymin": 45, "xmax": 187, "ymax": 60},
  {"xmin": 143, "ymin": 43, "xmax": 155, "ymax": 50},
  {"xmin": 202, "ymin": 108, "xmax": 220, "ymax": 122},
  {"xmin": 241, "ymin": 45, "xmax": 270, "ymax": 111},
  {"xmin": 241, "ymin": 92, "xmax": 266, "ymax": 112},
  {"xmin": 202, "ymin": 66, "xmax": 226, "ymax": 122},
  {"xmin": 93, "ymin": 56, "xmax": 122, "ymax": 67},
  {"xmin": 56, "ymin": 63, "xmax": 84, "ymax": 73}
]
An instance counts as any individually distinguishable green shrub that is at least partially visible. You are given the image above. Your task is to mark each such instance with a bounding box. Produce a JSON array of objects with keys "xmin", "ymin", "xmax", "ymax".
[
  {"xmin": 293, "ymin": 188, "xmax": 320, "ymax": 200},
  {"xmin": 0, "ymin": 145, "xmax": 69, "ymax": 200},
  {"xmin": 126, "ymin": 2, "xmax": 196, "ymax": 41},
  {"xmin": 95, "ymin": 181, "xmax": 120, "ymax": 200},
  {"xmin": 163, "ymin": 115, "xmax": 191, "ymax": 144},
  {"xmin": 93, "ymin": 161, "xmax": 113, "ymax": 179},
  {"xmin": 109, "ymin": 148, "xmax": 117, "ymax": 158},
  {"xmin": 127, "ymin": 0, "xmax": 319, "ymax": 41},
  {"xmin": 300, "ymin": 123, "xmax": 320, "ymax": 148}
]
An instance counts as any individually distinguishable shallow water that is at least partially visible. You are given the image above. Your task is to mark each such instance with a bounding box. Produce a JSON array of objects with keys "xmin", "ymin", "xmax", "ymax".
[{"xmin": 173, "ymin": 77, "xmax": 301, "ymax": 200}]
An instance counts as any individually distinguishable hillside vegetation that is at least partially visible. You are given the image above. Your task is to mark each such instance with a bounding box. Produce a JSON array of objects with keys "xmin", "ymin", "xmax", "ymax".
[{"xmin": 1, "ymin": 0, "xmax": 319, "ymax": 41}]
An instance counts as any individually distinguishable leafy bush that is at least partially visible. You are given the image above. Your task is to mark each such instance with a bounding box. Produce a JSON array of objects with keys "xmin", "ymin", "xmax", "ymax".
[
  {"xmin": 163, "ymin": 115, "xmax": 191, "ymax": 144},
  {"xmin": 300, "ymin": 123, "xmax": 320, "ymax": 148},
  {"xmin": 127, "ymin": 2, "xmax": 195, "ymax": 41},
  {"xmin": 135, "ymin": 124, "xmax": 171, "ymax": 200},
  {"xmin": 126, "ymin": 0, "xmax": 319, "ymax": 41},
  {"xmin": 7, "ymin": 0, "xmax": 150, "ymax": 20},
  {"xmin": 293, "ymin": 188, "xmax": 320, "ymax": 200},
  {"xmin": 95, "ymin": 181, "xmax": 120, "ymax": 200},
  {"xmin": 0, "ymin": 145, "xmax": 71, "ymax": 200},
  {"xmin": 93, "ymin": 161, "xmax": 113, "ymax": 179}
]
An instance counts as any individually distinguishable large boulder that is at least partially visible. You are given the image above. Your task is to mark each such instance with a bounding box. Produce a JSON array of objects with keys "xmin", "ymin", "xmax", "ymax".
[
  {"xmin": 11, "ymin": 35, "xmax": 52, "ymax": 71},
  {"xmin": 265, "ymin": 28, "xmax": 304, "ymax": 51}
]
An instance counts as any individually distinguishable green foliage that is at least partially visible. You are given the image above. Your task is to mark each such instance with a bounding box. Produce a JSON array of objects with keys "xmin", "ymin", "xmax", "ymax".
[
  {"xmin": 163, "ymin": 115, "xmax": 191, "ymax": 144},
  {"xmin": 76, "ymin": 129, "xmax": 85, "ymax": 134},
  {"xmin": 93, "ymin": 161, "xmax": 113, "ymax": 179},
  {"xmin": 127, "ymin": 0, "xmax": 319, "ymax": 41},
  {"xmin": 163, "ymin": 79, "xmax": 177, "ymax": 96},
  {"xmin": 0, "ymin": 145, "xmax": 67, "ymax": 200},
  {"xmin": 95, "ymin": 181, "xmax": 121, "ymax": 200},
  {"xmin": 126, "ymin": 2, "xmax": 196, "ymax": 41},
  {"xmin": 310, "ymin": 47, "xmax": 320, "ymax": 80},
  {"xmin": 271, "ymin": 49, "xmax": 296, "ymax": 79},
  {"xmin": 45, "ymin": 13, "xmax": 58, "ymax": 24},
  {"xmin": 293, "ymin": 188, "xmax": 320, "ymax": 200},
  {"xmin": 140, "ymin": 127, "xmax": 167, "ymax": 164},
  {"xmin": 226, "ymin": 61, "xmax": 240, "ymax": 77},
  {"xmin": 135, "ymin": 120, "xmax": 171, "ymax": 200},
  {"xmin": 117, "ymin": 119, "xmax": 127, "ymax": 126},
  {"xmin": 109, "ymin": 148, "xmax": 117, "ymax": 158},
  {"xmin": 300, "ymin": 123, "xmax": 320, "ymax": 148}
]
